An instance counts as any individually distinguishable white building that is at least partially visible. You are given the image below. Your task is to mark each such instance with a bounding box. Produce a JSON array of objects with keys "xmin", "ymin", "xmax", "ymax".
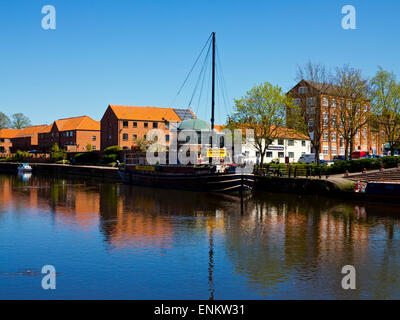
[{"xmin": 241, "ymin": 128, "xmax": 311, "ymax": 164}]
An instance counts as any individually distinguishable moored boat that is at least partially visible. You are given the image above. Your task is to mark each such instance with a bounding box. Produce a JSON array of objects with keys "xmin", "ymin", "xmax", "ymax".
[
  {"xmin": 353, "ymin": 180, "xmax": 400, "ymax": 201},
  {"xmin": 118, "ymin": 32, "xmax": 254, "ymax": 193},
  {"xmin": 17, "ymin": 163, "xmax": 32, "ymax": 173},
  {"xmin": 119, "ymin": 163, "xmax": 254, "ymax": 193}
]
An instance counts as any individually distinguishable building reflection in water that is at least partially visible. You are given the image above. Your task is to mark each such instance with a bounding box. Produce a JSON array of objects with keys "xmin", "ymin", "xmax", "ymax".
[{"xmin": 1, "ymin": 174, "xmax": 400, "ymax": 299}]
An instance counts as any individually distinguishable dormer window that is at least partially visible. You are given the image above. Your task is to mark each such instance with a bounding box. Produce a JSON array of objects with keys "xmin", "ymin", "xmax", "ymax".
[{"xmin": 298, "ymin": 86, "xmax": 308, "ymax": 94}]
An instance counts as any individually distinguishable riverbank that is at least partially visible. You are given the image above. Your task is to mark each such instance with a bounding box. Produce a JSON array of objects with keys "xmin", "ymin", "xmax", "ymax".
[
  {"xmin": 1, "ymin": 161, "xmax": 356, "ymax": 195},
  {"xmin": 255, "ymin": 175, "xmax": 354, "ymax": 195},
  {"xmin": 0, "ymin": 162, "xmax": 120, "ymax": 181}
]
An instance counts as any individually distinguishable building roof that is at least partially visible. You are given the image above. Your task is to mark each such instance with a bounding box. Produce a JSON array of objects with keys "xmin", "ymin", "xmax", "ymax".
[
  {"xmin": 108, "ymin": 105, "xmax": 196, "ymax": 122},
  {"xmin": 177, "ymin": 119, "xmax": 211, "ymax": 131},
  {"xmin": 14, "ymin": 125, "xmax": 49, "ymax": 138},
  {"xmin": 0, "ymin": 128, "xmax": 21, "ymax": 138},
  {"xmin": 221, "ymin": 124, "xmax": 310, "ymax": 140},
  {"xmin": 54, "ymin": 116, "xmax": 100, "ymax": 131}
]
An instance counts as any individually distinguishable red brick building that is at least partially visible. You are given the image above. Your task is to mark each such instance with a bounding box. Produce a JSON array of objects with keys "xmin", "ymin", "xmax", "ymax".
[
  {"xmin": 38, "ymin": 116, "xmax": 100, "ymax": 152},
  {"xmin": 0, "ymin": 129, "xmax": 20, "ymax": 154},
  {"xmin": 100, "ymin": 105, "xmax": 196, "ymax": 150},
  {"xmin": 11, "ymin": 125, "xmax": 49, "ymax": 152},
  {"xmin": 288, "ymin": 80, "xmax": 383, "ymax": 160}
]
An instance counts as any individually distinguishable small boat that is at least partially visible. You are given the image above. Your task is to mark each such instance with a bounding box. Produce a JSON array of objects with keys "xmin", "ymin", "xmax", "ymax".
[
  {"xmin": 17, "ymin": 163, "xmax": 32, "ymax": 173},
  {"xmin": 353, "ymin": 180, "xmax": 400, "ymax": 201}
]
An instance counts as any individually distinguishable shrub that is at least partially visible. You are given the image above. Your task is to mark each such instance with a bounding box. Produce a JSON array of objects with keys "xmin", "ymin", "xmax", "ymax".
[
  {"xmin": 104, "ymin": 145, "xmax": 122, "ymax": 155},
  {"xmin": 101, "ymin": 153, "xmax": 118, "ymax": 164},
  {"xmin": 73, "ymin": 152, "xmax": 99, "ymax": 164}
]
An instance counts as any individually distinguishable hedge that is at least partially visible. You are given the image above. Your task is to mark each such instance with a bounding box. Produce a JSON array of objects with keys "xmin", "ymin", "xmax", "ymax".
[{"xmin": 73, "ymin": 152, "xmax": 99, "ymax": 164}]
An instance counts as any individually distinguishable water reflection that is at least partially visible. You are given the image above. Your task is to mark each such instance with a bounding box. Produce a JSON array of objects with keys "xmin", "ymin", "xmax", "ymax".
[
  {"xmin": 17, "ymin": 172, "xmax": 32, "ymax": 182},
  {"xmin": 1, "ymin": 174, "xmax": 400, "ymax": 299}
]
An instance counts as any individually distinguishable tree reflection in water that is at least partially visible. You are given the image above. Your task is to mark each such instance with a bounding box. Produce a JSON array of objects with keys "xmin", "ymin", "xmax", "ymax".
[{"xmin": 1, "ymin": 174, "xmax": 400, "ymax": 299}]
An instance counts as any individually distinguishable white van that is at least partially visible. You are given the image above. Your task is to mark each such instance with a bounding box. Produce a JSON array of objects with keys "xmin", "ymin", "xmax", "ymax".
[{"xmin": 298, "ymin": 153, "xmax": 323, "ymax": 164}]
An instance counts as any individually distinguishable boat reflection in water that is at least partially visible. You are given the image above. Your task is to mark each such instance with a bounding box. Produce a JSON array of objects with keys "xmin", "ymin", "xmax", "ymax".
[
  {"xmin": 1, "ymin": 174, "xmax": 400, "ymax": 299},
  {"xmin": 17, "ymin": 172, "xmax": 32, "ymax": 182}
]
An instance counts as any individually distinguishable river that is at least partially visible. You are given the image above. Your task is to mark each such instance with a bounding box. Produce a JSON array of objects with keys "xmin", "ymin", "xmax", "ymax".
[{"xmin": 0, "ymin": 173, "xmax": 399, "ymax": 299}]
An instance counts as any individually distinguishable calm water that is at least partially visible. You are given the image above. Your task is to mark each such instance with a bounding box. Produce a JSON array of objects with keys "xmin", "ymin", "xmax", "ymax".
[{"xmin": 1, "ymin": 173, "xmax": 400, "ymax": 299}]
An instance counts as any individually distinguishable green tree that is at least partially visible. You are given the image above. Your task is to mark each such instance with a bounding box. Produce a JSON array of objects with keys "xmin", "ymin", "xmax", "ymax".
[
  {"xmin": 370, "ymin": 67, "xmax": 400, "ymax": 156},
  {"xmin": 86, "ymin": 143, "xmax": 92, "ymax": 151},
  {"xmin": 295, "ymin": 61, "xmax": 333, "ymax": 164},
  {"xmin": 228, "ymin": 82, "xmax": 300, "ymax": 166},
  {"xmin": 11, "ymin": 113, "xmax": 31, "ymax": 129},
  {"xmin": 0, "ymin": 112, "xmax": 11, "ymax": 129},
  {"xmin": 332, "ymin": 65, "xmax": 370, "ymax": 160}
]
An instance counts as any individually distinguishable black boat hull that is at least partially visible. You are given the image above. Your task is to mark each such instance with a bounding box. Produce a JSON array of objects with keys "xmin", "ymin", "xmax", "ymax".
[{"xmin": 118, "ymin": 170, "xmax": 254, "ymax": 193}]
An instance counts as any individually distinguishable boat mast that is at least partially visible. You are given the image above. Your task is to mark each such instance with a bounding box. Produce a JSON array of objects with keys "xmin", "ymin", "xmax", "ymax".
[{"xmin": 211, "ymin": 32, "xmax": 215, "ymax": 131}]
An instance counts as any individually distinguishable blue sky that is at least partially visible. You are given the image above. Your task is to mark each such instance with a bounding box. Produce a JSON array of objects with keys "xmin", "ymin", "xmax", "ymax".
[{"xmin": 0, "ymin": 0, "xmax": 399, "ymax": 125}]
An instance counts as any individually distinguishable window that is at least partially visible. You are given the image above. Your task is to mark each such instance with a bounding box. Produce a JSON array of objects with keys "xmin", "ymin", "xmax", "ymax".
[
  {"xmin": 323, "ymin": 146, "xmax": 329, "ymax": 155},
  {"xmin": 331, "ymin": 146, "xmax": 337, "ymax": 155},
  {"xmin": 288, "ymin": 140, "xmax": 294, "ymax": 146},
  {"xmin": 306, "ymin": 97, "xmax": 315, "ymax": 106},
  {"xmin": 302, "ymin": 140, "xmax": 306, "ymax": 147},
  {"xmin": 92, "ymin": 146, "xmax": 96, "ymax": 150},
  {"xmin": 166, "ymin": 134, "xmax": 170, "ymax": 142},
  {"xmin": 108, "ymin": 135, "xmax": 112, "ymax": 140},
  {"xmin": 331, "ymin": 99, "xmax": 337, "ymax": 108},
  {"xmin": 165, "ymin": 121, "xmax": 169, "ymax": 129},
  {"xmin": 144, "ymin": 123, "xmax": 148, "ymax": 128},
  {"xmin": 66, "ymin": 132, "xmax": 69, "ymax": 137},
  {"xmin": 331, "ymin": 132, "xmax": 336, "ymax": 142},
  {"xmin": 307, "ymin": 107, "xmax": 316, "ymax": 115},
  {"xmin": 293, "ymin": 98, "xmax": 301, "ymax": 106},
  {"xmin": 278, "ymin": 152, "xmax": 284, "ymax": 158},
  {"xmin": 122, "ymin": 133, "xmax": 128, "ymax": 140},
  {"xmin": 92, "ymin": 136, "xmax": 96, "ymax": 141},
  {"xmin": 0, "ymin": 138, "xmax": 4, "ymax": 143},
  {"xmin": 331, "ymin": 114, "xmax": 337, "ymax": 126},
  {"xmin": 322, "ymin": 97, "xmax": 329, "ymax": 106},
  {"xmin": 123, "ymin": 121, "xmax": 128, "ymax": 128},
  {"xmin": 144, "ymin": 134, "xmax": 147, "ymax": 140},
  {"xmin": 278, "ymin": 139, "xmax": 284, "ymax": 145},
  {"xmin": 288, "ymin": 152, "xmax": 294, "ymax": 158},
  {"xmin": 133, "ymin": 134, "xmax": 137, "ymax": 140},
  {"xmin": 340, "ymin": 147, "xmax": 345, "ymax": 155},
  {"xmin": 266, "ymin": 152, "xmax": 273, "ymax": 158},
  {"xmin": 298, "ymin": 86, "xmax": 307, "ymax": 94},
  {"xmin": 153, "ymin": 122, "xmax": 158, "ymax": 128},
  {"xmin": 323, "ymin": 132, "xmax": 329, "ymax": 142},
  {"xmin": 308, "ymin": 118, "xmax": 314, "ymax": 127},
  {"xmin": 323, "ymin": 112, "xmax": 329, "ymax": 126},
  {"xmin": 133, "ymin": 122, "xmax": 137, "ymax": 128},
  {"xmin": 363, "ymin": 129, "xmax": 367, "ymax": 139}
]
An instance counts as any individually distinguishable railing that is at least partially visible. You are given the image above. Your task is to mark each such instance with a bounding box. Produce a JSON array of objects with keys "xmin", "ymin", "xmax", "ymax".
[{"xmin": 255, "ymin": 165, "xmax": 329, "ymax": 179}]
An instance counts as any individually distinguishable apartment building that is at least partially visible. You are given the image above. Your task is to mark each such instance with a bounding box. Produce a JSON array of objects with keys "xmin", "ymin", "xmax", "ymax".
[
  {"xmin": 288, "ymin": 80, "xmax": 382, "ymax": 160},
  {"xmin": 100, "ymin": 105, "xmax": 196, "ymax": 150},
  {"xmin": 0, "ymin": 129, "xmax": 20, "ymax": 154},
  {"xmin": 11, "ymin": 125, "xmax": 49, "ymax": 152},
  {"xmin": 38, "ymin": 116, "xmax": 100, "ymax": 152},
  {"xmin": 241, "ymin": 127, "xmax": 311, "ymax": 164}
]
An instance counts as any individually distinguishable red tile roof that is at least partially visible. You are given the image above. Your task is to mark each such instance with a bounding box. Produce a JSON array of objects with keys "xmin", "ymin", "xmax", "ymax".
[
  {"xmin": 54, "ymin": 116, "xmax": 100, "ymax": 131},
  {"xmin": 109, "ymin": 105, "xmax": 196, "ymax": 122},
  {"xmin": 0, "ymin": 128, "xmax": 21, "ymax": 138},
  {"xmin": 14, "ymin": 125, "xmax": 49, "ymax": 138}
]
